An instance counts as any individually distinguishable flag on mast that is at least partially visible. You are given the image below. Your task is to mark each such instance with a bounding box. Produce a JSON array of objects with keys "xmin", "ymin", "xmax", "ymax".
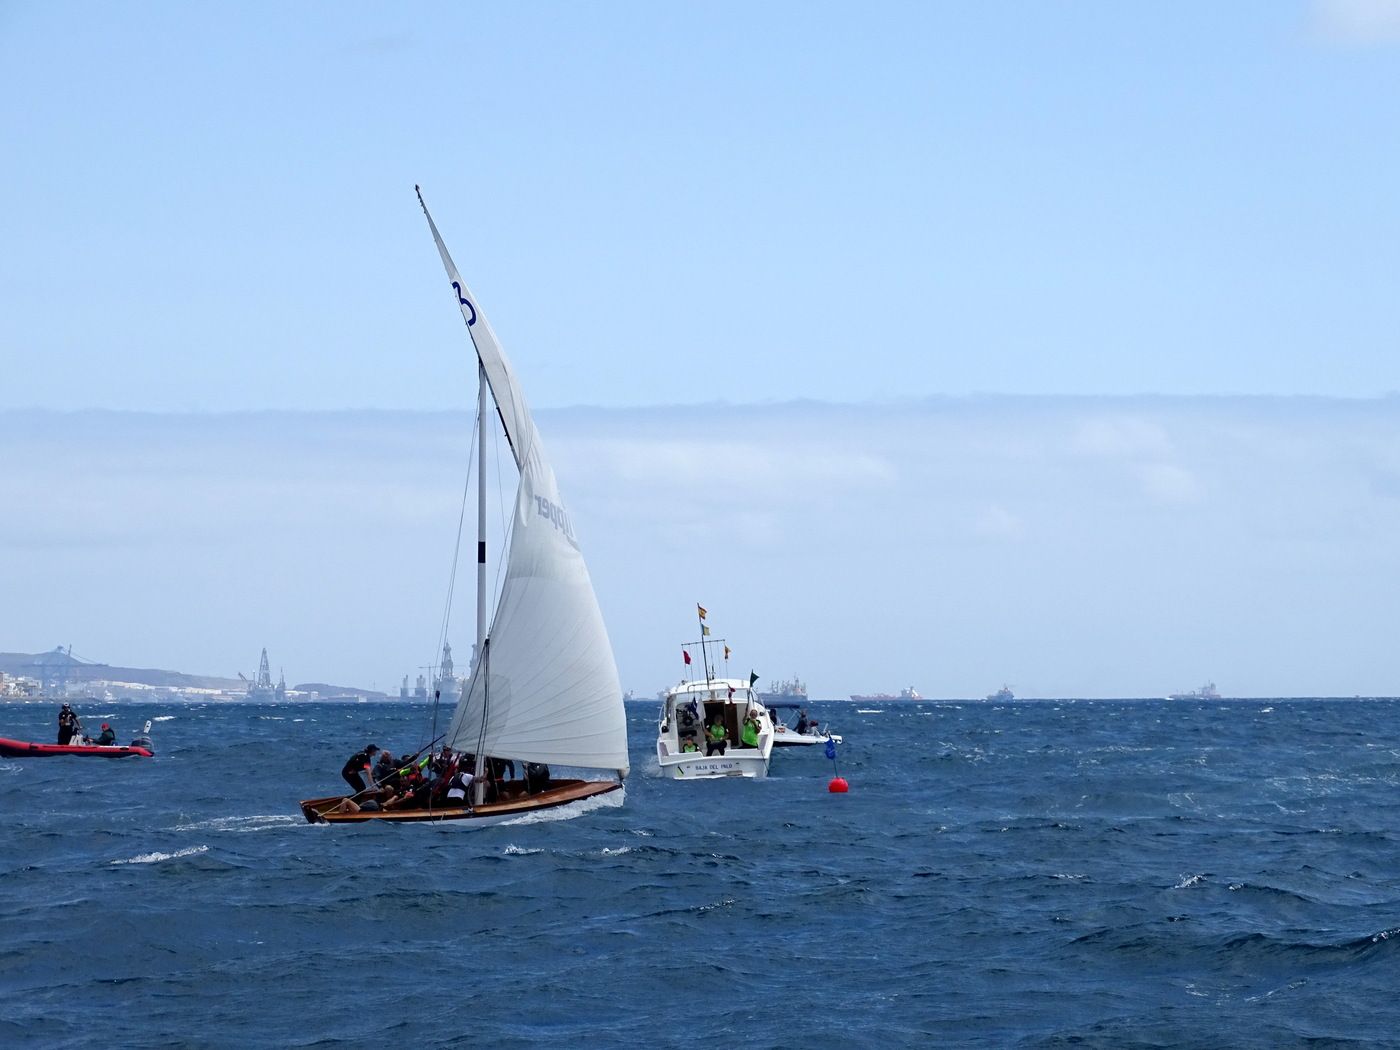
[
  {"xmin": 683, "ymin": 650, "xmax": 692, "ymax": 665},
  {"xmin": 701, "ymin": 625, "xmax": 711, "ymax": 637},
  {"xmin": 749, "ymin": 671, "xmax": 759, "ymax": 687},
  {"xmin": 724, "ymin": 645, "xmax": 731, "ymax": 660},
  {"xmin": 697, "ymin": 605, "xmax": 707, "ymax": 620}
]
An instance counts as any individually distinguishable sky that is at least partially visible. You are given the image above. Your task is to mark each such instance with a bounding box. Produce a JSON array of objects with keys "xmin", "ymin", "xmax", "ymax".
[{"xmin": 3, "ymin": 2, "xmax": 1400, "ymax": 696}]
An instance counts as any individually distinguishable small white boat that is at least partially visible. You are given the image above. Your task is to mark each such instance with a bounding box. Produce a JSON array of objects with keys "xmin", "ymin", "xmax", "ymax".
[
  {"xmin": 656, "ymin": 677, "xmax": 774, "ymax": 779},
  {"xmin": 765, "ymin": 702, "xmax": 842, "ymax": 748}
]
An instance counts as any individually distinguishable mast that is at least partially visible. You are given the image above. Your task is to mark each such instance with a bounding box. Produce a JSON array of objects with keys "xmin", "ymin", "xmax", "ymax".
[
  {"xmin": 697, "ymin": 604, "xmax": 713, "ymax": 682},
  {"xmin": 476, "ymin": 360, "xmax": 488, "ymax": 666},
  {"xmin": 474, "ymin": 359, "xmax": 489, "ymax": 799}
]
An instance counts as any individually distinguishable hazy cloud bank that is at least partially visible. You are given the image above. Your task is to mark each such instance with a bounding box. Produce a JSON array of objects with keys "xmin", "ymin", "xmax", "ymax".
[{"xmin": 3, "ymin": 397, "xmax": 1399, "ymax": 697}]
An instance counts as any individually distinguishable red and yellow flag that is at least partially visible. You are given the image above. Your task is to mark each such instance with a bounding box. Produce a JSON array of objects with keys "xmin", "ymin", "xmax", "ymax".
[{"xmin": 697, "ymin": 604, "xmax": 707, "ymax": 620}]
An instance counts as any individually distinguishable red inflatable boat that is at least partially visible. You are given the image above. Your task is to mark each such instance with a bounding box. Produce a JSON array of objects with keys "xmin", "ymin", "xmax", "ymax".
[{"xmin": 0, "ymin": 737, "xmax": 153, "ymax": 758}]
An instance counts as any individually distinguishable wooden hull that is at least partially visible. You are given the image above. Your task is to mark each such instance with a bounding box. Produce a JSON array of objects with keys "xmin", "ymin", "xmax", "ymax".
[
  {"xmin": 298, "ymin": 778, "xmax": 621, "ymax": 825},
  {"xmin": 0, "ymin": 736, "xmax": 152, "ymax": 759}
]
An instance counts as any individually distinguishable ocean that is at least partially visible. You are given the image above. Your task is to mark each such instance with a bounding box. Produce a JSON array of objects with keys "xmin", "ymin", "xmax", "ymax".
[{"xmin": 2, "ymin": 697, "xmax": 1399, "ymax": 1048}]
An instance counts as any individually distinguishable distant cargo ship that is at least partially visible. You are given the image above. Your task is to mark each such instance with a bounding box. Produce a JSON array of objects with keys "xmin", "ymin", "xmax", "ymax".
[
  {"xmin": 1169, "ymin": 682, "xmax": 1220, "ymax": 700},
  {"xmin": 759, "ymin": 675, "xmax": 808, "ymax": 704},
  {"xmin": 986, "ymin": 685, "xmax": 1015, "ymax": 702},
  {"xmin": 849, "ymin": 686, "xmax": 924, "ymax": 703}
]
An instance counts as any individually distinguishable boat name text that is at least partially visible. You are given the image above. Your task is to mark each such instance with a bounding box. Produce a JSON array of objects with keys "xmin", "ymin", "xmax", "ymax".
[{"xmin": 535, "ymin": 495, "xmax": 578, "ymax": 544}]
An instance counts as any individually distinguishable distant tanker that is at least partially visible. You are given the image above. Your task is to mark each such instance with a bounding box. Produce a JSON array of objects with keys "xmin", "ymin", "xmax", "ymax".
[{"xmin": 849, "ymin": 686, "xmax": 924, "ymax": 702}]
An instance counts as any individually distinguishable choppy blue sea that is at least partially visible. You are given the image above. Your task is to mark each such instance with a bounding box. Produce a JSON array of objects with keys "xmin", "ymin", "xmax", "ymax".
[{"xmin": 3, "ymin": 698, "xmax": 1400, "ymax": 1048}]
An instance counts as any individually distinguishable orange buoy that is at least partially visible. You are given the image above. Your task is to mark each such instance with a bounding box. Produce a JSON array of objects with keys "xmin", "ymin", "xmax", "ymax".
[{"xmin": 828, "ymin": 776, "xmax": 849, "ymax": 793}]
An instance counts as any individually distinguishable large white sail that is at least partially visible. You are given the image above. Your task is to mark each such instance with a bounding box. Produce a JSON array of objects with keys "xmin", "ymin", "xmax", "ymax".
[{"xmin": 417, "ymin": 189, "xmax": 629, "ymax": 776}]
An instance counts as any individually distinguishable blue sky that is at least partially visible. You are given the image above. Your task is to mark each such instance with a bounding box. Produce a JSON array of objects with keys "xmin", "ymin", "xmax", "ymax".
[
  {"xmin": 4, "ymin": 3, "xmax": 1400, "ymax": 697},
  {"xmin": 3, "ymin": 1, "xmax": 1399, "ymax": 410}
]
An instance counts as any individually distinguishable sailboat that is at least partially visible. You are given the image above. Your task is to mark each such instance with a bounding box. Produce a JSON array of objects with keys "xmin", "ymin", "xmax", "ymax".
[{"xmin": 299, "ymin": 188, "xmax": 629, "ymax": 825}]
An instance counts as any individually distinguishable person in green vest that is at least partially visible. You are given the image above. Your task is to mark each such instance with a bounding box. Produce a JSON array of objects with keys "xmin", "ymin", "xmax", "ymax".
[
  {"xmin": 740, "ymin": 711, "xmax": 760, "ymax": 749},
  {"xmin": 705, "ymin": 718, "xmax": 727, "ymax": 756}
]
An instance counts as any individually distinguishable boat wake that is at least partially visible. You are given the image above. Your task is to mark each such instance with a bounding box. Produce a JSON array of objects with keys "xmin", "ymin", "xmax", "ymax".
[
  {"xmin": 172, "ymin": 814, "xmax": 301, "ymax": 834},
  {"xmin": 499, "ymin": 787, "xmax": 625, "ymax": 827},
  {"xmin": 112, "ymin": 844, "xmax": 209, "ymax": 865}
]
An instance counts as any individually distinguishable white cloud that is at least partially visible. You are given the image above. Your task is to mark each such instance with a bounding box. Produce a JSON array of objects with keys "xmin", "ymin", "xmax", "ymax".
[
  {"xmin": 568, "ymin": 437, "xmax": 898, "ymax": 494},
  {"xmin": 1134, "ymin": 462, "xmax": 1204, "ymax": 505},
  {"xmin": 1311, "ymin": 0, "xmax": 1400, "ymax": 43},
  {"xmin": 1070, "ymin": 416, "xmax": 1174, "ymax": 460}
]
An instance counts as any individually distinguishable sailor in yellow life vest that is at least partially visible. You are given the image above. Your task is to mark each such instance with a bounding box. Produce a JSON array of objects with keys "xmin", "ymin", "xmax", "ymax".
[
  {"xmin": 705, "ymin": 718, "xmax": 727, "ymax": 756},
  {"xmin": 740, "ymin": 712, "xmax": 760, "ymax": 749}
]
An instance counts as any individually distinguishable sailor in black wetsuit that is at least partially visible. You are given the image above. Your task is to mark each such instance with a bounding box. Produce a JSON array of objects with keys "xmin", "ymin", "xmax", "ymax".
[
  {"xmin": 57, "ymin": 704, "xmax": 78, "ymax": 745},
  {"xmin": 341, "ymin": 744, "xmax": 380, "ymax": 793}
]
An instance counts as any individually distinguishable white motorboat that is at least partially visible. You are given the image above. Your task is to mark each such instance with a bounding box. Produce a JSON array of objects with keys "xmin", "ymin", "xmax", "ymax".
[
  {"xmin": 765, "ymin": 702, "xmax": 842, "ymax": 748},
  {"xmin": 656, "ymin": 677, "xmax": 774, "ymax": 779}
]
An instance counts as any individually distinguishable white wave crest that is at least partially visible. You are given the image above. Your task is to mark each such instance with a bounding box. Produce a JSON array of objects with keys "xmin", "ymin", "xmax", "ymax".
[
  {"xmin": 1175, "ymin": 873, "xmax": 1206, "ymax": 889},
  {"xmin": 152, "ymin": 716, "xmax": 176, "ymax": 722},
  {"xmin": 172, "ymin": 814, "xmax": 300, "ymax": 833},
  {"xmin": 499, "ymin": 787, "xmax": 625, "ymax": 827},
  {"xmin": 503, "ymin": 844, "xmax": 544, "ymax": 855},
  {"xmin": 856, "ymin": 708, "xmax": 883, "ymax": 714},
  {"xmin": 112, "ymin": 844, "xmax": 209, "ymax": 865},
  {"xmin": 600, "ymin": 846, "xmax": 635, "ymax": 856}
]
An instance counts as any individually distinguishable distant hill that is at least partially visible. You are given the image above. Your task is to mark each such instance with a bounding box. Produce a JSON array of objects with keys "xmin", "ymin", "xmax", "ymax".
[
  {"xmin": 2, "ymin": 649, "xmax": 245, "ymax": 691},
  {"xmin": 1, "ymin": 650, "xmax": 388, "ymax": 699}
]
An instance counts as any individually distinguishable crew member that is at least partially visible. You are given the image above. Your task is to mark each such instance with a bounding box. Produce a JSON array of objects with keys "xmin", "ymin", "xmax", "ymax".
[
  {"xmin": 372, "ymin": 749, "xmax": 398, "ymax": 789},
  {"xmin": 705, "ymin": 718, "xmax": 727, "ymax": 756},
  {"xmin": 741, "ymin": 712, "xmax": 760, "ymax": 749},
  {"xmin": 524, "ymin": 762, "xmax": 550, "ymax": 794},
  {"xmin": 95, "ymin": 723, "xmax": 117, "ymax": 746},
  {"xmin": 445, "ymin": 767, "xmax": 478, "ymax": 806},
  {"xmin": 795, "ymin": 709, "xmax": 811, "ymax": 735},
  {"xmin": 341, "ymin": 743, "xmax": 380, "ymax": 793},
  {"xmin": 57, "ymin": 704, "xmax": 79, "ymax": 745}
]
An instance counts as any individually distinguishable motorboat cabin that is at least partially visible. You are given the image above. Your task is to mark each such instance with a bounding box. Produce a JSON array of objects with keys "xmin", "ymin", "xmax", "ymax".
[{"xmin": 656, "ymin": 678, "xmax": 774, "ymax": 779}]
